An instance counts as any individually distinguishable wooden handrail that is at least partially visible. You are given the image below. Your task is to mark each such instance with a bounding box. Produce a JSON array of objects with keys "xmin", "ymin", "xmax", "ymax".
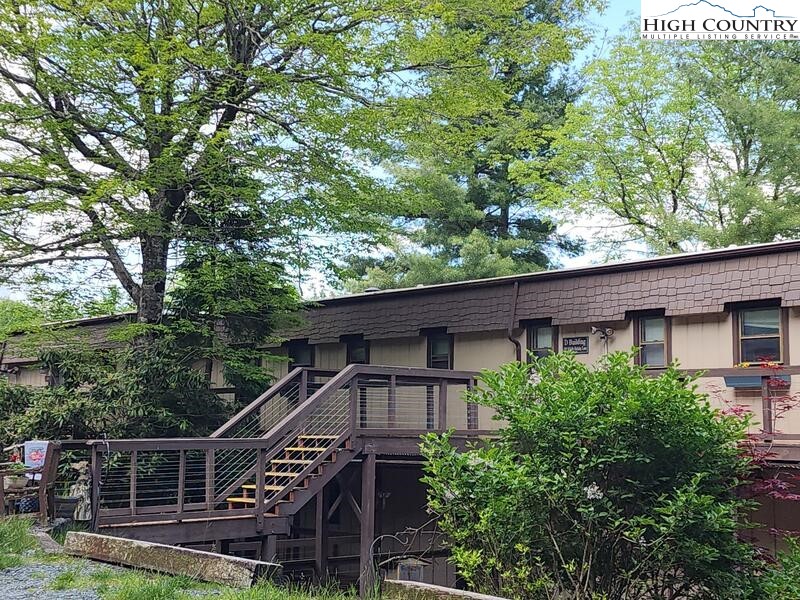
[
  {"xmin": 211, "ymin": 367, "xmax": 338, "ymax": 438},
  {"xmin": 89, "ymin": 365, "xmax": 480, "ymax": 530}
]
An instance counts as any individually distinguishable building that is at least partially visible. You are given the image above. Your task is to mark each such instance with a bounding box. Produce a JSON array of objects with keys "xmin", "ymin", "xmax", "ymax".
[{"xmin": 3, "ymin": 239, "xmax": 800, "ymax": 592}]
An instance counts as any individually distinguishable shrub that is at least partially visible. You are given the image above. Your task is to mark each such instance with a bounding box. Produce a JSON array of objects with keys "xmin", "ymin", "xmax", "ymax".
[{"xmin": 422, "ymin": 351, "xmax": 764, "ymax": 599}]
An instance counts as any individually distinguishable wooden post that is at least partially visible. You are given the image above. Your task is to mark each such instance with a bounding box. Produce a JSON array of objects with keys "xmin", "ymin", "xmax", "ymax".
[
  {"xmin": 259, "ymin": 535, "xmax": 277, "ymax": 562},
  {"xmin": 90, "ymin": 446, "xmax": 103, "ymax": 531},
  {"xmin": 762, "ymin": 375, "xmax": 774, "ymax": 435},
  {"xmin": 314, "ymin": 488, "xmax": 329, "ymax": 582},
  {"xmin": 359, "ymin": 453, "xmax": 377, "ymax": 599},
  {"xmin": 438, "ymin": 379, "xmax": 448, "ymax": 431},
  {"xmin": 129, "ymin": 450, "xmax": 137, "ymax": 516},
  {"xmin": 387, "ymin": 375, "xmax": 397, "ymax": 429},
  {"xmin": 177, "ymin": 450, "xmax": 186, "ymax": 516},
  {"xmin": 299, "ymin": 369, "xmax": 309, "ymax": 403},
  {"xmin": 205, "ymin": 449, "xmax": 215, "ymax": 510},
  {"xmin": 256, "ymin": 449, "xmax": 266, "ymax": 532}
]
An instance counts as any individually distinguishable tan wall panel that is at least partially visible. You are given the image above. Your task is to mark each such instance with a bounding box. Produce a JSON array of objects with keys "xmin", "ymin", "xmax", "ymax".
[
  {"xmin": 453, "ymin": 331, "xmax": 516, "ymax": 429},
  {"xmin": 316, "ymin": 343, "xmax": 346, "ymax": 370},
  {"xmin": 789, "ymin": 307, "xmax": 800, "ymax": 365},
  {"xmin": 263, "ymin": 347, "xmax": 289, "ymax": 380},
  {"xmin": 558, "ymin": 323, "xmax": 633, "ymax": 365},
  {"xmin": 671, "ymin": 314, "xmax": 732, "ymax": 369},
  {"xmin": 369, "ymin": 337, "xmax": 426, "ymax": 368},
  {"xmin": 10, "ymin": 366, "xmax": 46, "ymax": 387}
]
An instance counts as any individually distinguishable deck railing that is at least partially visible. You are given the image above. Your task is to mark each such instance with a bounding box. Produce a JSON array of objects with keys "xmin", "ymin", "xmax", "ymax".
[{"xmin": 85, "ymin": 365, "xmax": 480, "ymax": 530}]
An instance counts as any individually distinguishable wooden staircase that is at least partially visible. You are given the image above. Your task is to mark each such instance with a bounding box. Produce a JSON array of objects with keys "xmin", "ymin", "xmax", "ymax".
[{"xmin": 224, "ymin": 434, "xmax": 358, "ymax": 517}]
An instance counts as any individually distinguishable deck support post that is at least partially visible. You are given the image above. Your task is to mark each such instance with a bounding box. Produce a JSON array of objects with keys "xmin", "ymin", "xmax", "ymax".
[
  {"xmin": 259, "ymin": 535, "xmax": 277, "ymax": 562},
  {"xmin": 359, "ymin": 453, "xmax": 377, "ymax": 599},
  {"xmin": 314, "ymin": 488, "xmax": 329, "ymax": 582}
]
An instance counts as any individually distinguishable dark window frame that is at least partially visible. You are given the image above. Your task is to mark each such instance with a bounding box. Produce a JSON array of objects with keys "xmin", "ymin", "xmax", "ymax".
[
  {"xmin": 732, "ymin": 301, "xmax": 787, "ymax": 365},
  {"xmin": 286, "ymin": 340, "xmax": 314, "ymax": 367},
  {"xmin": 344, "ymin": 336, "xmax": 370, "ymax": 365},
  {"xmin": 425, "ymin": 330, "xmax": 453, "ymax": 370},
  {"xmin": 525, "ymin": 319, "xmax": 559, "ymax": 360},
  {"xmin": 632, "ymin": 311, "xmax": 671, "ymax": 368}
]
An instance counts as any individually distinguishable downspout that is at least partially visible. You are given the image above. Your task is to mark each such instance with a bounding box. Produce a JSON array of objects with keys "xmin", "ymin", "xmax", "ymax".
[{"xmin": 507, "ymin": 281, "xmax": 522, "ymax": 362}]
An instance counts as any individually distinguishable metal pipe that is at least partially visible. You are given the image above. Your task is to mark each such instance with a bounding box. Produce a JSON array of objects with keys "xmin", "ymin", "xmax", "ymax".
[{"xmin": 507, "ymin": 281, "xmax": 522, "ymax": 362}]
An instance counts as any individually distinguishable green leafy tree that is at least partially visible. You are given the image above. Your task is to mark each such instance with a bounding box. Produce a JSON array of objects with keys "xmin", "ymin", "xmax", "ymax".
[
  {"xmin": 0, "ymin": 0, "xmax": 561, "ymax": 322},
  {"xmin": 0, "ymin": 299, "xmax": 43, "ymax": 341},
  {"xmin": 343, "ymin": 0, "xmax": 598, "ymax": 291},
  {"xmin": 422, "ymin": 352, "xmax": 763, "ymax": 599},
  {"xmin": 0, "ymin": 340, "xmax": 233, "ymax": 446},
  {"xmin": 550, "ymin": 35, "xmax": 800, "ymax": 253}
]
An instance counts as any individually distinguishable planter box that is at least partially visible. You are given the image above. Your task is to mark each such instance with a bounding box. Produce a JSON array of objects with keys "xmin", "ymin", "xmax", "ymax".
[{"xmin": 3, "ymin": 475, "xmax": 29, "ymax": 490}]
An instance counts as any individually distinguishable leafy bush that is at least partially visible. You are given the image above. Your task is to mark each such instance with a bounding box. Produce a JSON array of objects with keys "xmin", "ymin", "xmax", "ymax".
[
  {"xmin": 422, "ymin": 352, "xmax": 764, "ymax": 599},
  {"xmin": 0, "ymin": 338, "xmax": 234, "ymax": 445},
  {"xmin": 760, "ymin": 538, "xmax": 800, "ymax": 599}
]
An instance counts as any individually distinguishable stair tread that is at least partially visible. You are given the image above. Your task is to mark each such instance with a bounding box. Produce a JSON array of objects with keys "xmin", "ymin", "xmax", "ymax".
[
  {"xmin": 298, "ymin": 434, "xmax": 338, "ymax": 439},
  {"xmin": 272, "ymin": 459, "xmax": 313, "ymax": 464},
  {"xmin": 226, "ymin": 496, "xmax": 257, "ymax": 504},
  {"xmin": 283, "ymin": 447, "xmax": 327, "ymax": 452},
  {"xmin": 263, "ymin": 471, "xmax": 299, "ymax": 477},
  {"xmin": 242, "ymin": 484, "xmax": 284, "ymax": 491}
]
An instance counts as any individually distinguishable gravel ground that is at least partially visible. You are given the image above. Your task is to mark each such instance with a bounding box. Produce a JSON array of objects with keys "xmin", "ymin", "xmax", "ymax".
[{"xmin": 0, "ymin": 557, "xmax": 105, "ymax": 600}]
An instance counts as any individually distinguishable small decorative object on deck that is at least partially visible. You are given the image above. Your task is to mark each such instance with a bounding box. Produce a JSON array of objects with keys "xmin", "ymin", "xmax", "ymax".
[
  {"xmin": 68, "ymin": 460, "xmax": 92, "ymax": 521},
  {"xmin": 3, "ymin": 452, "xmax": 28, "ymax": 490},
  {"xmin": 24, "ymin": 440, "xmax": 49, "ymax": 481}
]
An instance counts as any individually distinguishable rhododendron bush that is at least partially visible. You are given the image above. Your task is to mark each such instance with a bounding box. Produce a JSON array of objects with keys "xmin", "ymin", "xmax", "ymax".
[{"xmin": 422, "ymin": 352, "xmax": 770, "ymax": 600}]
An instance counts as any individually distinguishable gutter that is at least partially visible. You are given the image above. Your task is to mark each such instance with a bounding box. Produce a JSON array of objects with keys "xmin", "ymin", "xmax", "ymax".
[{"xmin": 507, "ymin": 281, "xmax": 522, "ymax": 362}]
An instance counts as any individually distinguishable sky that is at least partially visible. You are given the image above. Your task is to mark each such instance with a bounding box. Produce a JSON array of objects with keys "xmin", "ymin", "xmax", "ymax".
[{"xmin": 557, "ymin": 1, "xmax": 638, "ymax": 269}]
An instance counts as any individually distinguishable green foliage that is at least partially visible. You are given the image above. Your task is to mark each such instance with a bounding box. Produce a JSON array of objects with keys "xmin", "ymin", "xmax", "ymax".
[
  {"xmin": 422, "ymin": 352, "xmax": 763, "ymax": 599},
  {"xmin": 0, "ymin": 338, "xmax": 234, "ymax": 446},
  {"xmin": 549, "ymin": 34, "xmax": 800, "ymax": 253},
  {"xmin": 165, "ymin": 245, "xmax": 300, "ymax": 399},
  {"xmin": 0, "ymin": 299, "xmax": 43, "ymax": 341},
  {"xmin": 0, "ymin": 516, "xmax": 37, "ymax": 568},
  {"xmin": 759, "ymin": 538, "xmax": 800, "ymax": 600},
  {"xmin": 343, "ymin": 0, "xmax": 599, "ymax": 291},
  {"xmin": 0, "ymin": 0, "xmax": 573, "ymax": 322}
]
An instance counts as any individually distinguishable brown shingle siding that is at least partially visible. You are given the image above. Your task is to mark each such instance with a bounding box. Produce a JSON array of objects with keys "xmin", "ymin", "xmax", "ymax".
[{"xmin": 288, "ymin": 247, "xmax": 800, "ymax": 343}]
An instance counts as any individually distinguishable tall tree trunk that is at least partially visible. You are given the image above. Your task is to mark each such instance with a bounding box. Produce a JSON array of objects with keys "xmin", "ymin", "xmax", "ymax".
[{"xmin": 138, "ymin": 234, "xmax": 170, "ymax": 324}]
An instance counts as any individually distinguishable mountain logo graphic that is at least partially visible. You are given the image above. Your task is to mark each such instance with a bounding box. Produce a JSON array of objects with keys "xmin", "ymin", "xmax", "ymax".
[
  {"xmin": 641, "ymin": 0, "xmax": 800, "ymax": 39},
  {"xmin": 655, "ymin": 1, "xmax": 795, "ymax": 18}
]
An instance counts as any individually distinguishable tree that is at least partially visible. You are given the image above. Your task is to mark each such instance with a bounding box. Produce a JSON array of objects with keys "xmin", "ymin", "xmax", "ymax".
[
  {"xmin": 550, "ymin": 35, "xmax": 800, "ymax": 253},
  {"xmin": 0, "ymin": 0, "xmax": 534, "ymax": 322},
  {"xmin": 422, "ymin": 352, "xmax": 763, "ymax": 599},
  {"xmin": 0, "ymin": 299, "xmax": 42, "ymax": 341},
  {"xmin": 343, "ymin": 0, "xmax": 597, "ymax": 291}
]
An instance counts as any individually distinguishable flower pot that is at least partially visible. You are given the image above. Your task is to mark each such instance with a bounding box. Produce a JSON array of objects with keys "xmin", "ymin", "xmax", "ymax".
[
  {"xmin": 55, "ymin": 496, "xmax": 80, "ymax": 519},
  {"xmin": 3, "ymin": 475, "xmax": 29, "ymax": 490}
]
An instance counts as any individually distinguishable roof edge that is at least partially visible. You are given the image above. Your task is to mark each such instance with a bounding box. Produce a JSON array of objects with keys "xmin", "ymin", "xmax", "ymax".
[{"xmin": 316, "ymin": 239, "xmax": 800, "ymax": 305}]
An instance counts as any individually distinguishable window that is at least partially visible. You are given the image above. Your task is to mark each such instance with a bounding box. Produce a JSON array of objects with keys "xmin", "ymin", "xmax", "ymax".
[
  {"xmin": 427, "ymin": 332, "xmax": 453, "ymax": 369},
  {"xmin": 737, "ymin": 307, "xmax": 783, "ymax": 363},
  {"xmin": 287, "ymin": 340, "xmax": 314, "ymax": 367},
  {"xmin": 527, "ymin": 323, "xmax": 557, "ymax": 359},
  {"xmin": 635, "ymin": 315, "xmax": 668, "ymax": 368},
  {"xmin": 346, "ymin": 338, "xmax": 370, "ymax": 365}
]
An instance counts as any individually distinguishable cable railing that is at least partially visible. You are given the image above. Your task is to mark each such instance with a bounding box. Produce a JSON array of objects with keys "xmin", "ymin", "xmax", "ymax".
[{"xmin": 85, "ymin": 365, "xmax": 481, "ymax": 530}]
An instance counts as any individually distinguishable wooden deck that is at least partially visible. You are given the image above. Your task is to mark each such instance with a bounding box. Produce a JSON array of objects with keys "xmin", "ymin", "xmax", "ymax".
[{"xmin": 59, "ymin": 365, "xmax": 489, "ymax": 596}]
